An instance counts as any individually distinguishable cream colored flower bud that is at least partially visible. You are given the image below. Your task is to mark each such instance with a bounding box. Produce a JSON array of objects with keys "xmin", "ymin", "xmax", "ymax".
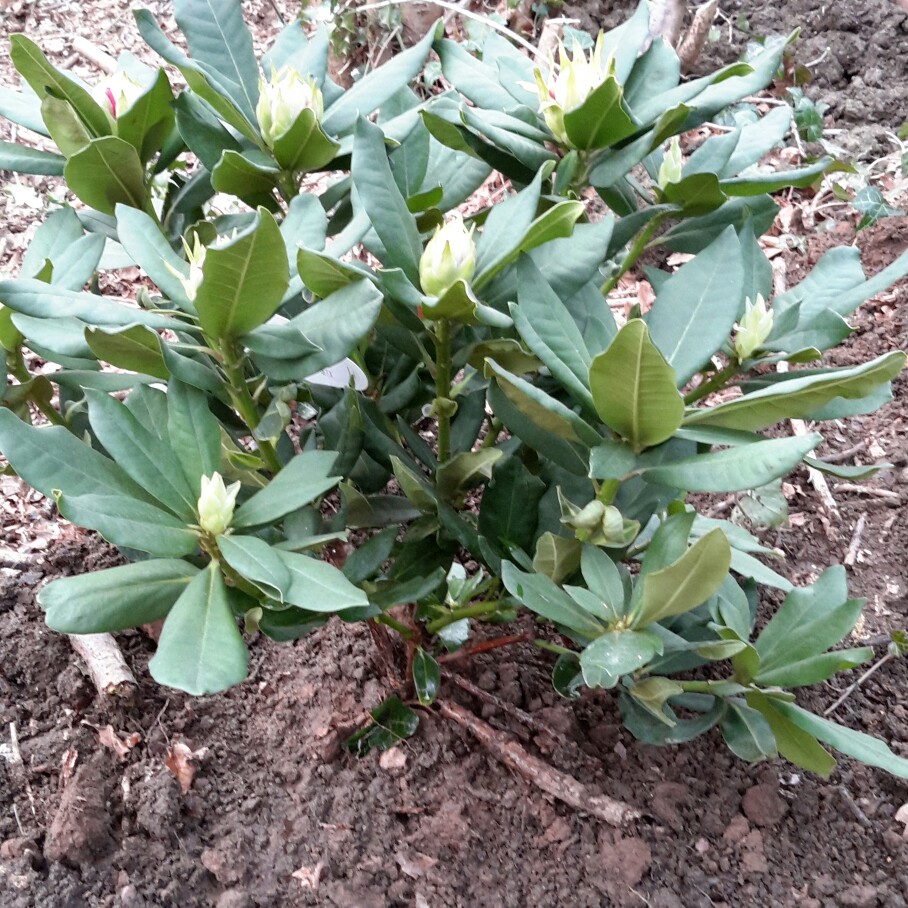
[
  {"xmin": 734, "ymin": 294, "xmax": 774, "ymax": 361},
  {"xmin": 93, "ymin": 69, "xmax": 145, "ymax": 119},
  {"xmin": 197, "ymin": 472, "xmax": 240, "ymax": 537},
  {"xmin": 657, "ymin": 136, "xmax": 683, "ymax": 189},
  {"xmin": 532, "ymin": 34, "xmax": 608, "ymax": 145},
  {"xmin": 256, "ymin": 66, "xmax": 324, "ymax": 147},
  {"xmin": 163, "ymin": 234, "xmax": 207, "ymax": 302},
  {"xmin": 418, "ymin": 215, "xmax": 476, "ymax": 299}
]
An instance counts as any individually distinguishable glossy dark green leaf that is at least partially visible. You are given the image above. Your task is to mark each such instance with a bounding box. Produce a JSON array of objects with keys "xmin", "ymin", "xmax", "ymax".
[
  {"xmin": 149, "ymin": 563, "xmax": 249, "ymax": 695},
  {"xmin": 85, "ymin": 325, "xmax": 169, "ymax": 379},
  {"xmin": 39, "ymin": 558, "xmax": 199, "ymax": 634},
  {"xmin": 273, "ymin": 108, "xmax": 339, "ymax": 172},
  {"xmin": 345, "ymin": 695, "xmax": 420, "ymax": 757},
  {"xmin": 478, "ymin": 455, "xmax": 545, "ymax": 554},
  {"xmin": 720, "ymin": 700, "xmax": 778, "ymax": 762},
  {"xmin": 166, "ymin": 379, "xmax": 221, "ymax": 493},
  {"xmin": 412, "ymin": 648, "xmax": 441, "ymax": 706},
  {"xmin": 563, "ymin": 66, "xmax": 637, "ymax": 150}
]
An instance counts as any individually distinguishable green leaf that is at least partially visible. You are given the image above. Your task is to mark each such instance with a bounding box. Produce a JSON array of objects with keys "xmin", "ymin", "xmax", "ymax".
[
  {"xmin": 478, "ymin": 455, "xmax": 545, "ymax": 554},
  {"xmin": 85, "ymin": 325, "xmax": 169, "ymax": 379},
  {"xmin": 627, "ymin": 676, "xmax": 685, "ymax": 726},
  {"xmin": 64, "ymin": 137, "xmax": 146, "ymax": 214},
  {"xmin": 684, "ymin": 352, "xmax": 907, "ymax": 431},
  {"xmin": 580, "ymin": 545, "xmax": 627, "ymax": 617},
  {"xmin": 296, "ymin": 248, "xmax": 367, "ymax": 297},
  {"xmin": 345, "ymin": 695, "xmax": 420, "ymax": 756},
  {"xmin": 757, "ymin": 648, "xmax": 873, "ymax": 688},
  {"xmin": 589, "ymin": 319, "xmax": 684, "ymax": 452},
  {"xmin": 351, "ymin": 117, "xmax": 422, "ymax": 285},
  {"xmin": 754, "ymin": 566, "xmax": 863, "ymax": 679},
  {"xmin": 580, "ymin": 630, "xmax": 661, "ymax": 689},
  {"xmin": 114, "ymin": 204, "xmax": 192, "ymax": 307},
  {"xmin": 150, "ymin": 564, "xmax": 249, "ymax": 695},
  {"xmin": 661, "ymin": 172, "xmax": 727, "ymax": 216},
  {"xmin": 745, "ymin": 692, "xmax": 837, "ymax": 776},
  {"xmin": 56, "ymin": 492, "xmax": 199, "ymax": 557},
  {"xmin": 115, "ymin": 67, "xmax": 175, "ymax": 162},
  {"xmin": 217, "ymin": 534, "xmax": 369, "ymax": 612},
  {"xmin": 194, "ymin": 209, "xmax": 289, "ymax": 338},
  {"xmin": 412, "ymin": 648, "xmax": 441, "ymax": 706},
  {"xmin": 40, "ymin": 559, "xmax": 198, "ymax": 633},
  {"xmin": 272, "ymin": 108, "xmax": 339, "ymax": 172},
  {"xmin": 0, "ymin": 84, "xmax": 49, "ymax": 135},
  {"xmin": 638, "ymin": 434, "xmax": 822, "ymax": 493},
  {"xmin": 647, "ymin": 227, "xmax": 743, "ymax": 385},
  {"xmin": 768, "ymin": 700, "xmax": 908, "ymax": 779},
  {"xmin": 233, "ymin": 450, "xmax": 340, "ymax": 527},
  {"xmin": 85, "ymin": 389, "xmax": 197, "ymax": 516},
  {"xmin": 173, "ymin": 0, "xmax": 260, "ymax": 122},
  {"xmin": 512, "ymin": 258, "xmax": 594, "ymax": 413},
  {"xmin": 720, "ymin": 701, "xmax": 778, "ymax": 762},
  {"xmin": 632, "ymin": 529, "xmax": 731, "ymax": 626},
  {"xmin": 0, "ymin": 408, "xmax": 154, "ymax": 503},
  {"xmin": 10, "ymin": 35, "xmax": 110, "ymax": 137},
  {"xmin": 720, "ymin": 157, "xmax": 833, "ymax": 197},
  {"xmin": 0, "ymin": 140, "xmax": 65, "ymax": 174},
  {"xmin": 210, "ymin": 150, "xmax": 280, "ymax": 204},
  {"xmin": 166, "ymin": 379, "xmax": 222, "ymax": 492},
  {"xmin": 533, "ymin": 533, "xmax": 581, "ymax": 585},
  {"xmin": 501, "ymin": 561, "xmax": 604, "ymax": 638},
  {"xmin": 563, "ymin": 64, "xmax": 637, "ymax": 150},
  {"xmin": 437, "ymin": 449, "xmax": 502, "ymax": 500},
  {"xmin": 250, "ymin": 279, "xmax": 382, "ymax": 380}
]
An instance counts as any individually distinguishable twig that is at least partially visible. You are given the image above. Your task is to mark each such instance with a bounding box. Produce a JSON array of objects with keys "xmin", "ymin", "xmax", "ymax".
[
  {"xmin": 843, "ymin": 513, "xmax": 866, "ymax": 567},
  {"xmin": 437, "ymin": 632, "xmax": 528, "ymax": 664},
  {"xmin": 647, "ymin": 0, "xmax": 685, "ymax": 47},
  {"xmin": 823, "ymin": 440, "xmax": 868, "ymax": 464},
  {"xmin": 677, "ymin": 0, "xmax": 719, "ymax": 72},
  {"xmin": 836, "ymin": 784, "xmax": 873, "ymax": 829},
  {"xmin": 833, "ymin": 483, "xmax": 901, "ymax": 500},
  {"xmin": 69, "ymin": 634, "xmax": 137, "ymax": 700},
  {"xmin": 824, "ymin": 651, "xmax": 895, "ymax": 716},
  {"xmin": 436, "ymin": 698, "xmax": 640, "ymax": 826},
  {"xmin": 71, "ymin": 36, "xmax": 116, "ymax": 74}
]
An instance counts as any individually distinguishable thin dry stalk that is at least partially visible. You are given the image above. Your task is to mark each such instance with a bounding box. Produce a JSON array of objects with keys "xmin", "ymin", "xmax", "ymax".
[
  {"xmin": 437, "ymin": 698, "xmax": 640, "ymax": 826},
  {"xmin": 69, "ymin": 633, "xmax": 137, "ymax": 700},
  {"xmin": 678, "ymin": 0, "xmax": 719, "ymax": 72}
]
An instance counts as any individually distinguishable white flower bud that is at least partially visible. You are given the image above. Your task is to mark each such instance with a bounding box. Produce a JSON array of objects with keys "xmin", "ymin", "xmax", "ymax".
[
  {"xmin": 164, "ymin": 233, "xmax": 207, "ymax": 302},
  {"xmin": 418, "ymin": 215, "xmax": 476, "ymax": 299},
  {"xmin": 532, "ymin": 34, "xmax": 608, "ymax": 146},
  {"xmin": 93, "ymin": 69, "xmax": 145, "ymax": 119},
  {"xmin": 734, "ymin": 294, "xmax": 774, "ymax": 361},
  {"xmin": 197, "ymin": 472, "xmax": 241, "ymax": 537},
  {"xmin": 256, "ymin": 66, "xmax": 324, "ymax": 148},
  {"xmin": 657, "ymin": 136, "xmax": 683, "ymax": 189}
]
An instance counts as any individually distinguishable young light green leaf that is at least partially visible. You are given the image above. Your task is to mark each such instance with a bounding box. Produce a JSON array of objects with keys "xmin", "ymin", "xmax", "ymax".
[
  {"xmin": 589, "ymin": 319, "xmax": 684, "ymax": 452},
  {"xmin": 580, "ymin": 630, "xmax": 662, "ymax": 689},
  {"xmin": 632, "ymin": 529, "xmax": 731, "ymax": 626}
]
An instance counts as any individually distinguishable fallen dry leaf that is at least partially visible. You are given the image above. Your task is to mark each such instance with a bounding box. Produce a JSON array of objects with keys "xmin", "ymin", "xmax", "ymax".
[
  {"xmin": 895, "ymin": 802, "xmax": 908, "ymax": 837},
  {"xmin": 83, "ymin": 722, "xmax": 141, "ymax": 763},
  {"xmin": 292, "ymin": 861, "xmax": 325, "ymax": 890},
  {"xmin": 165, "ymin": 740, "xmax": 209, "ymax": 794}
]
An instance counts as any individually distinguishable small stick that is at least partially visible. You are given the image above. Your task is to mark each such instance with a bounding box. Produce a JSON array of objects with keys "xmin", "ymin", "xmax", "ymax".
[
  {"xmin": 824, "ymin": 651, "xmax": 895, "ymax": 716},
  {"xmin": 836, "ymin": 784, "xmax": 873, "ymax": 829},
  {"xmin": 647, "ymin": 0, "xmax": 685, "ymax": 47},
  {"xmin": 823, "ymin": 440, "xmax": 868, "ymax": 464},
  {"xmin": 437, "ymin": 632, "xmax": 528, "ymax": 664},
  {"xmin": 436, "ymin": 698, "xmax": 640, "ymax": 826},
  {"xmin": 843, "ymin": 513, "xmax": 866, "ymax": 567},
  {"xmin": 69, "ymin": 634, "xmax": 137, "ymax": 700},
  {"xmin": 71, "ymin": 36, "xmax": 116, "ymax": 74},
  {"xmin": 833, "ymin": 483, "xmax": 901, "ymax": 500}
]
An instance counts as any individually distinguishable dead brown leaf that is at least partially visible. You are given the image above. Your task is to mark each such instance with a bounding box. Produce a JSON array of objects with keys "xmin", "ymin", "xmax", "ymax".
[
  {"xmin": 83, "ymin": 721, "xmax": 141, "ymax": 762},
  {"xmin": 164, "ymin": 739, "xmax": 209, "ymax": 794}
]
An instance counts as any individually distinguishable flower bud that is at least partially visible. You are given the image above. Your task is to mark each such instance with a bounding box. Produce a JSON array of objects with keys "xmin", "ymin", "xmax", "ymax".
[
  {"xmin": 256, "ymin": 66, "xmax": 324, "ymax": 147},
  {"xmin": 164, "ymin": 234, "xmax": 207, "ymax": 302},
  {"xmin": 197, "ymin": 472, "xmax": 241, "ymax": 537},
  {"xmin": 533, "ymin": 34, "xmax": 608, "ymax": 145},
  {"xmin": 418, "ymin": 215, "xmax": 476, "ymax": 299},
  {"xmin": 93, "ymin": 69, "xmax": 145, "ymax": 119},
  {"xmin": 733, "ymin": 294, "xmax": 774, "ymax": 361},
  {"xmin": 657, "ymin": 136, "xmax": 683, "ymax": 189}
]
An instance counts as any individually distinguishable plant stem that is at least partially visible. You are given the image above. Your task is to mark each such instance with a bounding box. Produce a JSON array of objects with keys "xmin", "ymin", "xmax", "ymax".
[
  {"xmin": 533, "ymin": 639, "xmax": 575, "ymax": 657},
  {"xmin": 434, "ymin": 318, "xmax": 453, "ymax": 465},
  {"xmin": 426, "ymin": 599, "xmax": 504, "ymax": 634},
  {"xmin": 220, "ymin": 340, "xmax": 282, "ymax": 473},
  {"xmin": 480, "ymin": 417, "xmax": 503, "ymax": 449},
  {"xmin": 600, "ymin": 215, "xmax": 664, "ymax": 297},
  {"xmin": 375, "ymin": 613, "xmax": 414, "ymax": 638},
  {"xmin": 683, "ymin": 359, "xmax": 739, "ymax": 405}
]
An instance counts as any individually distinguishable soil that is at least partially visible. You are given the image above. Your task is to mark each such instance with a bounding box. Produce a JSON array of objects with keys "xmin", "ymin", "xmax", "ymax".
[{"xmin": 2, "ymin": 2, "xmax": 908, "ymax": 907}]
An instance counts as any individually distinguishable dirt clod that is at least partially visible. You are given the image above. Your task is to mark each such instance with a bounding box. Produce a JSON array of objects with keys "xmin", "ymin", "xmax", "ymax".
[{"xmin": 742, "ymin": 782, "xmax": 789, "ymax": 827}]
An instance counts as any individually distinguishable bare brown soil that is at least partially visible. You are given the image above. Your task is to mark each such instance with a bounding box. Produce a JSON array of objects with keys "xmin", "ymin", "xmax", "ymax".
[{"xmin": 1, "ymin": 2, "xmax": 908, "ymax": 907}]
